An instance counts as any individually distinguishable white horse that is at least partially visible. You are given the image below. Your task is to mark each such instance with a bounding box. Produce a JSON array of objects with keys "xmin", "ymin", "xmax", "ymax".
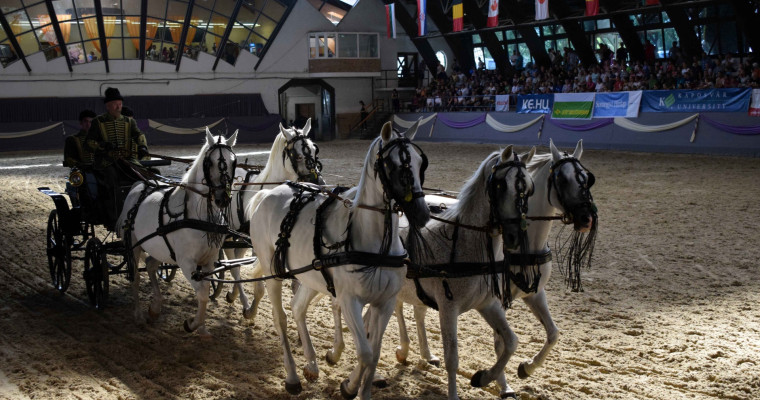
[
  {"xmin": 247, "ymin": 121, "xmax": 430, "ymax": 399},
  {"xmin": 221, "ymin": 119, "xmax": 322, "ymax": 320},
  {"xmin": 392, "ymin": 139, "xmax": 597, "ymax": 399},
  {"xmin": 321, "ymin": 145, "xmax": 538, "ymax": 399},
  {"xmin": 117, "ymin": 129, "xmax": 238, "ymax": 337}
]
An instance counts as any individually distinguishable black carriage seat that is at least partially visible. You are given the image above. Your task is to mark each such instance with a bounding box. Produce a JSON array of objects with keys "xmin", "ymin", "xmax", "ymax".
[{"xmin": 74, "ymin": 159, "xmax": 173, "ymax": 230}]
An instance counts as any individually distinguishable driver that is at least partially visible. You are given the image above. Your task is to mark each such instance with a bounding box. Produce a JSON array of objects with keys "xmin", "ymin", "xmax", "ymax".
[{"xmin": 85, "ymin": 87, "xmax": 150, "ymax": 227}]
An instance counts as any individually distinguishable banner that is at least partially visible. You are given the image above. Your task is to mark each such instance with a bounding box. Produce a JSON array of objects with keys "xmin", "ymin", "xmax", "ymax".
[
  {"xmin": 750, "ymin": 89, "xmax": 760, "ymax": 117},
  {"xmin": 385, "ymin": 3, "xmax": 396, "ymax": 39},
  {"xmin": 536, "ymin": 0, "xmax": 548, "ymax": 20},
  {"xmin": 585, "ymin": 0, "xmax": 599, "ymax": 16},
  {"xmin": 593, "ymin": 91, "xmax": 642, "ymax": 118},
  {"xmin": 552, "ymin": 93, "xmax": 594, "ymax": 119},
  {"xmin": 641, "ymin": 88, "xmax": 752, "ymax": 113},
  {"xmin": 494, "ymin": 95, "xmax": 509, "ymax": 112},
  {"xmin": 417, "ymin": 0, "xmax": 427, "ymax": 36},
  {"xmin": 516, "ymin": 94, "xmax": 553, "ymax": 114},
  {"xmin": 487, "ymin": 0, "xmax": 499, "ymax": 27},
  {"xmin": 452, "ymin": 0, "xmax": 463, "ymax": 32}
]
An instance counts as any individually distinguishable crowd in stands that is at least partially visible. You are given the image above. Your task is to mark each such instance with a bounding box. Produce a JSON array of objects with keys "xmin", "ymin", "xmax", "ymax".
[{"xmin": 408, "ymin": 43, "xmax": 760, "ymax": 112}]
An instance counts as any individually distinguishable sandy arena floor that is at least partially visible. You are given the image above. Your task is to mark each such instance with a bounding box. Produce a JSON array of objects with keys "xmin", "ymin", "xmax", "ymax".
[{"xmin": 0, "ymin": 139, "xmax": 758, "ymax": 400}]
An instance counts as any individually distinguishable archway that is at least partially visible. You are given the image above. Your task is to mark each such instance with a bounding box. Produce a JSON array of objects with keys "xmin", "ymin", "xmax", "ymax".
[{"xmin": 278, "ymin": 79, "xmax": 336, "ymax": 141}]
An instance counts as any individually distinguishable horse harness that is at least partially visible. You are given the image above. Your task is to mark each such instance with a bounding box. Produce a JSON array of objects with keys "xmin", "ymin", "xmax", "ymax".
[
  {"xmin": 123, "ymin": 140, "xmax": 238, "ymax": 264},
  {"xmin": 548, "ymin": 155, "xmax": 597, "ymax": 224},
  {"xmin": 283, "ymin": 134, "xmax": 323, "ymax": 184},
  {"xmin": 408, "ymin": 154, "xmax": 548, "ymax": 310}
]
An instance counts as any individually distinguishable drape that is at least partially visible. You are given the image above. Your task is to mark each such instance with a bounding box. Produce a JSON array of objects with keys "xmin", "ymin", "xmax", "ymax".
[
  {"xmin": 168, "ymin": 17, "xmax": 183, "ymax": 43},
  {"xmin": 58, "ymin": 15, "xmax": 71, "ymax": 42},
  {"xmin": 485, "ymin": 114, "xmax": 544, "ymax": 133},
  {"xmin": 125, "ymin": 17, "xmax": 141, "ymax": 52},
  {"xmin": 83, "ymin": 16, "xmax": 116, "ymax": 52},
  {"xmin": 148, "ymin": 118, "xmax": 224, "ymax": 134},
  {"xmin": 613, "ymin": 114, "xmax": 698, "ymax": 132}
]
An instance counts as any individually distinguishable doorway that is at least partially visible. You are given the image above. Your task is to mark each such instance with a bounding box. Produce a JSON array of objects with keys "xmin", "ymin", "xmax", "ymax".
[{"xmin": 278, "ymin": 79, "xmax": 335, "ymax": 141}]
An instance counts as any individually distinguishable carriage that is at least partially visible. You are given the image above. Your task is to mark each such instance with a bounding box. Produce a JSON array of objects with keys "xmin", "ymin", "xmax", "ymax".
[{"xmin": 38, "ymin": 158, "xmax": 178, "ymax": 309}]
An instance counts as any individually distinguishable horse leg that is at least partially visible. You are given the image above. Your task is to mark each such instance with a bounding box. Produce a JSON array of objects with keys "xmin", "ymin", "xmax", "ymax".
[
  {"xmin": 291, "ymin": 284, "xmax": 321, "ymax": 382},
  {"xmin": 518, "ymin": 290, "xmax": 559, "ymax": 379},
  {"xmin": 181, "ymin": 261, "xmax": 212, "ymax": 338},
  {"xmin": 439, "ymin": 306, "xmax": 462, "ymax": 400},
  {"xmin": 326, "ymin": 298, "xmax": 345, "ymax": 365},
  {"xmin": 130, "ymin": 247, "xmax": 146, "ymax": 324},
  {"xmin": 242, "ymin": 258, "xmax": 266, "ymax": 320},
  {"xmin": 228, "ymin": 248, "xmax": 253, "ymax": 319},
  {"xmin": 394, "ymin": 301, "xmax": 410, "ymax": 364},
  {"xmin": 414, "ymin": 304, "xmax": 440, "ymax": 366},
  {"xmin": 144, "ymin": 256, "xmax": 163, "ymax": 321},
  {"xmin": 267, "ymin": 279, "xmax": 302, "ymax": 394},
  {"xmin": 338, "ymin": 296, "xmax": 368, "ymax": 400},
  {"xmin": 471, "ymin": 302, "xmax": 518, "ymax": 398},
  {"xmin": 363, "ymin": 299, "xmax": 396, "ymax": 395}
]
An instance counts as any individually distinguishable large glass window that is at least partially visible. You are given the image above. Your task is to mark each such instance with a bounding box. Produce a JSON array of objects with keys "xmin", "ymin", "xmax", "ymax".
[{"xmin": 309, "ymin": 32, "xmax": 377, "ymax": 59}]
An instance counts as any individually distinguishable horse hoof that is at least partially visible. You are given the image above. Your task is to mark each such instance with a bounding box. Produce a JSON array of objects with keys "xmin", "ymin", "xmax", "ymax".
[
  {"xmin": 242, "ymin": 306, "xmax": 255, "ymax": 320},
  {"xmin": 225, "ymin": 292, "xmax": 235, "ymax": 303},
  {"xmin": 500, "ymin": 391, "xmax": 517, "ymax": 399},
  {"xmin": 395, "ymin": 349, "xmax": 407, "ymax": 364},
  {"xmin": 340, "ymin": 378, "xmax": 357, "ymax": 400},
  {"xmin": 517, "ymin": 363, "xmax": 529, "ymax": 379},
  {"xmin": 428, "ymin": 359, "xmax": 441, "ymax": 368},
  {"xmin": 183, "ymin": 319, "xmax": 195, "ymax": 333},
  {"xmin": 284, "ymin": 381, "xmax": 302, "ymax": 395},
  {"xmin": 372, "ymin": 377, "xmax": 388, "ymax": 389},
  {"xmin": 470, "ymin": 370, "xmax": 487, "ymax": 388},
  {"xmin": 303, "ymin": 366, "xmax": 319, "ymax": 382},
  {"xmin": 325, "ymin": 350, "xmax": 339, "ymax": 366}
]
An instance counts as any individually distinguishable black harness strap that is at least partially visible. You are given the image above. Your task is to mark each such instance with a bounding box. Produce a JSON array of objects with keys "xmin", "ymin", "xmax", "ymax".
[
  {"xmin": 313, "ymin": 186, "xmax": 350, "ymax": 297},
  {"xmin": 407, "ymin": 251, "xmax": 552, "ymax": 279},
  {"xmin": 272, "ymin": 183, "xmax": 320, "ymax": 278},
  {"xmin": 236, "ymin": 169, "xmax": 260, "ymax": 233},
  {"xmin": 159, "ymin": 187, "xmax": 183, "ymax": 261}
]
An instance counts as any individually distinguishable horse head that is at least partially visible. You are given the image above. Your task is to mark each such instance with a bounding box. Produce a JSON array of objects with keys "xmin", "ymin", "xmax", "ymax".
[
  {"xmin": 486, "ymin": 145, "xmax": 536, "ymax": 250},
  {"xmin": 280, "ymin": 119, "xmax": 324, "ymax": 184},
  {"xmin": 548, "ymin": 139, "xmax": 596, "ymax": 233},
  {"xmin": 375, "ymin": 120, "xmax": 430, "ymax": 229},
  {"xmin": 203, "ymin": 128, "xmax": 238, "ymax": 208}
]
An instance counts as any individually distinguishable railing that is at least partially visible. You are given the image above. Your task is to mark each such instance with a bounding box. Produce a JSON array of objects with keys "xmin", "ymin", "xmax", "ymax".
[
  {"xmin": 349, "ymin": 101, "xmax": 383, "ymax": 135},
  {"xmin": 403, "ymin": 94, "xmax": 511, "ymax": 113}
]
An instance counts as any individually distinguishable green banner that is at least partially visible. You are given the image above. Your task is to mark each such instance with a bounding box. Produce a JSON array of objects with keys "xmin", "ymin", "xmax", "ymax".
[{"xmin": 551, "ymin": 101, "xmax": 594, "ymax": 119}]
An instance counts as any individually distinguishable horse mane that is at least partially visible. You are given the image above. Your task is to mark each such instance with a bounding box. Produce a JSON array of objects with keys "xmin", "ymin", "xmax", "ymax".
[
  {"xmin": 256, "ymin": 131, "xmax": 288, "ymax": 181},
  {"xmin": 349, "ymin": 136, "xmax": 382, "ymax": 213},
  {"xmin": 440, "ymin": 151, "xmax": 500, "ymax": 222},
  {"xmin": 526, "ymin": 152, "xmax": 553, "ymax": 174},
  {"xmin": 181, "ymin": 135, "xmax": 212, "ymax": 185}
]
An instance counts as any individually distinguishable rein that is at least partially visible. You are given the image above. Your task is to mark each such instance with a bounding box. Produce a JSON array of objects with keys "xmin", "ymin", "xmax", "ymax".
[{"xmin": 149, "ymin": 152, "xmax": 263, "ymax": 171}]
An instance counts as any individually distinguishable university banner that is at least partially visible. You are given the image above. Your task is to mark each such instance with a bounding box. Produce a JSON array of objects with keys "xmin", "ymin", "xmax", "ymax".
[
  {"xmin": 641, "ymin": 88, "xmax": 752, "ymax": 113},
  {"xmin": 593, "ymin": 91, "xmax": 642, "ymax": 118},
  {"xmin": 516, "ymin": 94, "xmax": 553, "ymax": 114},
  {"xmin": 749, "ymin": 89, "xmax": 760, "ymax": 117},
  {"xmin": 552, "ymin": 93, "xmax": 595, "ymax": 119},
  {"xmin": 494, "ymin": 95, "xmax": 509, "ymax": 112}
]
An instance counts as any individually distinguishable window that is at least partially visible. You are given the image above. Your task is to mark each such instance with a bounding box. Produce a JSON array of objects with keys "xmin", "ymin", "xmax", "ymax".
[
  {"xmin": 435, "ymin": 50, "xmax": 446, "ymax": 70},
  {"xmin": 308, "ymin": 32, "xmax": 377, "ymax": 59}
]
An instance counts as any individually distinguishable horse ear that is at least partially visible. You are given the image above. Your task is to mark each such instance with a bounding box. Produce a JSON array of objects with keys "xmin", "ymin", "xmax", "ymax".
[
  {"xmin": 206, "ymin": 127, "xmax": 214, "ymax": 145},
  {"xmin": 280, "ymin": 123, "xmax": 295, "ymax": 141},
  {"xmin": 227, "ymin": 130, "xmax": 238, "ymax": 147},
  {"xmin": 572, "ymin": 139, "xmax": 583, "ymax": 160},
  {"xmin": 381, "ymin": 121, "xmax": 393, "ymax": 143},
  {"xmin": 404, "ymin": 118, "xmax": 421, "ymax": 140},
  {"xmin": 549, "ymin": 138, "xmax": 562, "ymax": 161},
  {"xmin": 521, "ymin": 146, "xmax": 536, "ymax": 165},
  {"xmin": 302, "ymin": 118, "xmax": 312, "ymax": 136},
  {"xmin": 500, "ymin": 145, "xmax": 514, "ymax": 163}
]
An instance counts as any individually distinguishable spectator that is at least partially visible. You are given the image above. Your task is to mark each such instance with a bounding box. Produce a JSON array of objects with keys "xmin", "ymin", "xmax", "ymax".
[
  {"xmin": 616, "ymin": 44, "xmax": 628, "ymax": 65},
  {"xmin": 644, "ymin": 39, "xmax": 656, "ymax": 64}
]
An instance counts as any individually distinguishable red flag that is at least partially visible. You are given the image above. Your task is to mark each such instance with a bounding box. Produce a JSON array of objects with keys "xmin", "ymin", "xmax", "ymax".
[
  {"xmin": 487, "ymin": 0, "xmax": 499, "ymax": 28},
  {"xmin": 585, "ymin": 0, "xmax": 599, "ymax": 16},
  {"xmin": 644, "ymin": 0, "xmax": 660, "ymax": 5},
  {"xmin": 452, "ymin": 0, "xmax": 463, "ymax": 32}
]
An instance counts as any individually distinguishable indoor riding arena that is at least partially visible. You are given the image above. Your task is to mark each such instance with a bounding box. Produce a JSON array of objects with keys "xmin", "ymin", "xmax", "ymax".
[{"xmin": 1, "ymin": 1, "xmax": 759, "ymax": 400}]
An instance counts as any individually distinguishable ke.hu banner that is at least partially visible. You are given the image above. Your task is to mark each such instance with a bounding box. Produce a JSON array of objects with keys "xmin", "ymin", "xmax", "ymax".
[
  {"xmin": 593, "ymin": 91, "xmax": 642, "ymax": 118},
  {"xmin": 641, "ymin": 88, "xmax": 751, "ymax": 113},
  {"xmin": 552, "ymin": 92, "xmax": 595, "ymax": 120},
  {"xmin": 516, "ymin": 94, "xmax": 553, "ymax": 114}
]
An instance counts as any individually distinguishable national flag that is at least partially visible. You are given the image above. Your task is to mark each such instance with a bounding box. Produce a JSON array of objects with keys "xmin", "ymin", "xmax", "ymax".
[
  {"xmin": 644, "ymin": 0, "xmax": 660, "ymax": 5},
  {"xmin": 585, "ymin": 0, "xmax": 599, "ymax": 16},
  {"xmin": 535, "ymin": 0, "xmax": 548, "ymax": 21},
  {"xmin": 487, "ymin": 0, "xmax": 499, "ymax": 28},
  {"xmin": 417, "ymin": 0, "xmax": 427, "ymax": 36},
  {"xmin": 452, "ymin": 0, "xmax": 463, "ymax": 32},
  {"xmin": 385, "ymin": 3, "xmax": 396, "ymax": 39}
]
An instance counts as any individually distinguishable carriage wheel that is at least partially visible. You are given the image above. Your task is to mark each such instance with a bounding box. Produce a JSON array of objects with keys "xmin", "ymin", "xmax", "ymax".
[
  {"xmin": 46, "ymin": 210, "xmax": 72, "ymax": 293},
  {"xmin": 157, "ymin": 263, "xmax": 177, "ymax": 282},
  {"xmin": 83, "ymin": 238, "xmax": 110, "ymax": 310}
]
